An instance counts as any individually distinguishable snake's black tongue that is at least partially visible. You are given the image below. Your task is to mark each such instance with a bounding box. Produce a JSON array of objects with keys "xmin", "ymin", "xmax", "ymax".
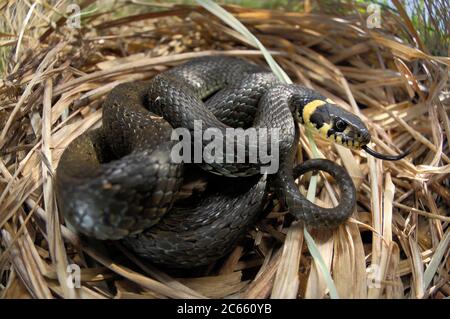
[{"xmin": 362, "ymin": 145, "xmax": 411, "ymax": 161}]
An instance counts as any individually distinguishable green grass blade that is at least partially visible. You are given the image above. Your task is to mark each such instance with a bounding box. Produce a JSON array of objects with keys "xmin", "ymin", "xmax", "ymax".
[
  {"xmin": 196, "ymin": 0, "xmax": 291, "ymax": 84},
  {"xmin": 304, "ymin": 131, "xmax": 339, "ymax": 298},
  {"xmin": 303, "ymin": 227, "xmax": 340, "ymax": 299},
  {"xmin": 423, "ymin": 228, "xmax": 450, "ymax": 290}
]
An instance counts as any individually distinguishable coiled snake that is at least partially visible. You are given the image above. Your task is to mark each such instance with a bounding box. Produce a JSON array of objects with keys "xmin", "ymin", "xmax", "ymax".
[{"xmin": 55, "ymin": 56, "xmax": 407, "ymax": 267}]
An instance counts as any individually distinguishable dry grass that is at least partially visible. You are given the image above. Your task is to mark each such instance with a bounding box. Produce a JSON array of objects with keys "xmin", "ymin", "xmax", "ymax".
[{"xmin": 0, "ymin": 0, "xmax": 449, "ymax": 299}]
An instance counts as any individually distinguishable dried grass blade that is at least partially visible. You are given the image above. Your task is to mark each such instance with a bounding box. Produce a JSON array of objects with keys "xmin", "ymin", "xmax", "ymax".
[
  {"xmin": 271, "ymin": 222, "xmax": 303, "ymax": 298},
  {"xmin": 81, "ymin": 246, "xmax": 204, "ymax": 299},
  {"xmin": 41, "ymin": 78, "xmax": 76, "ymax": 298}
]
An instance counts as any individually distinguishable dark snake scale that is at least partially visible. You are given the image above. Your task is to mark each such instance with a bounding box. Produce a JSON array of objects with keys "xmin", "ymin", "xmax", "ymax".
[{"xmin": 56, "ymin": 56, "xmax": 366, "ymax": 268}]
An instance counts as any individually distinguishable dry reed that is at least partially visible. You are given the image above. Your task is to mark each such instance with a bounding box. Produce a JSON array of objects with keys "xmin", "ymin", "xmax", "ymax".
[{"xmin": 0, "ymin": 0, "xmax": 449, "ymax": 299}]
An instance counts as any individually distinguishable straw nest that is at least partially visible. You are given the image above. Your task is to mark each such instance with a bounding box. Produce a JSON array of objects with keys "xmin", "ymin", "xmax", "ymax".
[{"xmin": 0, "ymin": 1, "xmax": 449, "ymax": 299}]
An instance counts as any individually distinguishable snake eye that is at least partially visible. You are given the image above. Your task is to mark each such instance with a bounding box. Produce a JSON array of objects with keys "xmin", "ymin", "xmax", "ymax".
[{"xmin": 335, "ymin": 119, "xmax": 347, "ymax": 132}]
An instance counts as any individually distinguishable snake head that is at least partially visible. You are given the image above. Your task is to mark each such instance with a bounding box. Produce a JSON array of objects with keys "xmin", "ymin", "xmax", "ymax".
[
  {"xmin": 297, "ymin": 97, "xmax": 409, "ymax": 161},
  {"xmin": 323, "ymin": 104, "xmax": 372, "ymax": 149},
  {"xmin": 298, "ymin": 98, "xmax": 370, "ymax": 149}
]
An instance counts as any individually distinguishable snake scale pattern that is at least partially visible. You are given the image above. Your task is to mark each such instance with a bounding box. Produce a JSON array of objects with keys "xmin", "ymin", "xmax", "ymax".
[{"xmin": 56, "ymin": 56, "xmax": 403, "ymax": 268}]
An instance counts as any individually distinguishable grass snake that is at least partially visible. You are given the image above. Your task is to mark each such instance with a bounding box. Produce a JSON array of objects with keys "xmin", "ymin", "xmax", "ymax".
[{"xmin": 55, "ymin": 56, "xmax": 407, "ymax": 267}]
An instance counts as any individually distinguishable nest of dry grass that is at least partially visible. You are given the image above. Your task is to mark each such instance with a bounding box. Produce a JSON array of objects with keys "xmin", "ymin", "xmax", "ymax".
[{"xmin": 0, "ymin": 1, "xmax": 449, "ymax": 299}]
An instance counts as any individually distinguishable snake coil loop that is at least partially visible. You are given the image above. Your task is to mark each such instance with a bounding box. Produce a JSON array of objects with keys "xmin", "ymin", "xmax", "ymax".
[{"xmin": 56, "ymin": 56, "xmax": 403, "ymax": 268}]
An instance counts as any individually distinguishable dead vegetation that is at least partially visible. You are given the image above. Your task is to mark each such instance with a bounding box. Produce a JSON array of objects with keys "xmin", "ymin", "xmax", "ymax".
[{"xmin": 0, "ymin": 0, "xmax": 449, "ymax": 299}]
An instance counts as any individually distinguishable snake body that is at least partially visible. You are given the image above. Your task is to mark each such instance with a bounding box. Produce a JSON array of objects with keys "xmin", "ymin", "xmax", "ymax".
[{"xmin": 56, "ymin": 56, "xmax": 367, "ymax": 267}]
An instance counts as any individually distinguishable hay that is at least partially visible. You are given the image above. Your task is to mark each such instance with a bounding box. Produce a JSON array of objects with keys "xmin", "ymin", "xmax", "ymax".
[{"xmin": 0, "ymin": 1, "xmax": 449, "ymax": 299}]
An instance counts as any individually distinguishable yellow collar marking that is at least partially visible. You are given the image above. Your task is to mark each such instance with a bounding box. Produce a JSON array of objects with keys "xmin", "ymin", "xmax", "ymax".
[
  {"xmin": 302, "ymin": 99, "xmax": 326, "ymax": 124},
  {"xmin": 318, "ymin": 123, "xmax": 331, "ymax": 138}
]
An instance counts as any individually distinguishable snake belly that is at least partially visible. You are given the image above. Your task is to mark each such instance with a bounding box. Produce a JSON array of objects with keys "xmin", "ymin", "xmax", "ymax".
[{"xmin": 55, "ymin": 56, "xmax": 357, "ymax": 268}]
